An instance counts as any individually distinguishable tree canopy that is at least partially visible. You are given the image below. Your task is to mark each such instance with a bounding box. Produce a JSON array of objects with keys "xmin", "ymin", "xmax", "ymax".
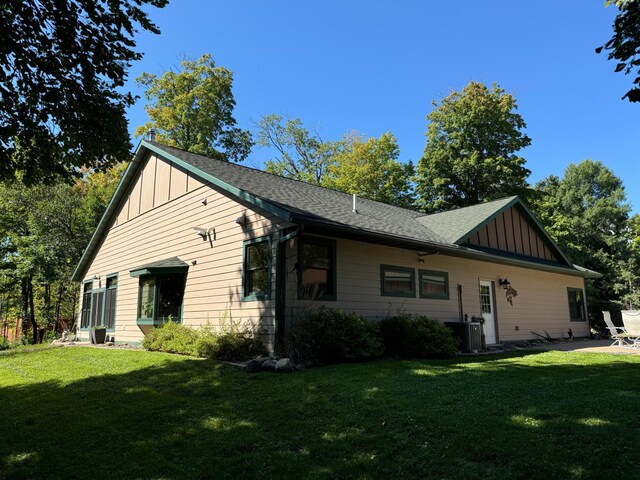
[
  {"xmin": 0, "ymin": 0, "xmax": 167, "ymax": 184},
  {"xmin": 257, "ymin": 115, "xmax": 414, "ymax": 206},
  {"xmin": 256, "ymin": 114, "xmax": 340, "ymax": 184},
  {"xmin": 135, "ymin": 54, "xmax": 252, "ymax": 162},
  {"xmin": 533, "ymin": 160, "xmax": 637, "ymax": 318},
  {"xmin": 597, "ymin": 0, "xmax": 640, "ymax": 102},
  {"xmin": 324, "ymin": 132, "xmax": 415, "ymax": 208},
  {"xmin": 415, "ymin": 81, "xmax": 532, "ymax": 213}
]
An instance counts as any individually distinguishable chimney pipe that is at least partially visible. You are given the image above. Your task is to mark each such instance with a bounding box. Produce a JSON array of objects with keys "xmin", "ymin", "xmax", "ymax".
[
  {"xmin": 147, "ymin": 129, "xmax": 156, "ymax": 142},
  {"xmin": 352, "ymin": 194, "xmax": 358, "ymax": 213}
]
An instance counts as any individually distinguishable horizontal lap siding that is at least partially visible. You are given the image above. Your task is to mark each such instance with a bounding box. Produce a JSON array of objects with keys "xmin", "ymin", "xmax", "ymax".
[
  {"xmin": 77, "ymin": 153, "xmax": 287, "ymax": 348},
  {"xmin": 285, "ymin": 237, "xmax": 588, "ymax": 341}
]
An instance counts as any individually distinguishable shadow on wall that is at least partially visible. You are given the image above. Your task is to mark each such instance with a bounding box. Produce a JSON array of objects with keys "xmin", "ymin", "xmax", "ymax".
[{"xmin": 0, "ymin": 349, "xmax": 638, "ymax": 479}]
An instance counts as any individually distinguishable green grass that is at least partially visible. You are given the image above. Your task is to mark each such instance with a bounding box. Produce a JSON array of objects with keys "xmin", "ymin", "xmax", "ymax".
[{"xmin": 1, "ymin": 347, "xmax": 639, "ymax": 479}]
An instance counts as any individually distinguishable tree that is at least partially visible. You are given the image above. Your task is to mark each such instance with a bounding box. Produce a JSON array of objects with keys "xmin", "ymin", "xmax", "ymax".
[
  {"xmin": 533, "ymin": 160, "xmax": 634, "ymax": 326},
  {"xmin": 0, "ymin": 0, "xmax": 168, "ymax": 184},
  {"xmin": 0, "ymin": 165, "xmax": 123, "ymax": 343},
  {"xmin": 324, "ymin": 132, "xmax": 415, "ymax": 208},
  {"xmin": 415, "ymin": 81, "xmax": 532, "ymax": 213},
  {"xmin": 596, "ymin": 0, "xmax": 640, "ymax": 102},
  {"xmin": 135, "ymin": 54, "xmax": 252, "ymax": 162},
  {"xmin": 256, "ymin": 114, "xmax": 340, "ymax": 184}
]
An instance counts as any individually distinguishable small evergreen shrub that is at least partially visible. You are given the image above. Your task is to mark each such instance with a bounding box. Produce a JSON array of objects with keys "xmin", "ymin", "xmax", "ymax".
[
  {"xmin": 380, "ymin": 314, "xmax": 457, "ymax": 359},
  {"xmin": 287, "ymin": 307, "xmax": 383, "ymax": 363},
  {"xmin": 141, "ymin": 321, "xmax": 199, "ymax": 356}
]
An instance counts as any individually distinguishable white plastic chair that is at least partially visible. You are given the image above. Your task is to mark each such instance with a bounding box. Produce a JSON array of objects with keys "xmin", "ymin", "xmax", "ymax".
[
  {"xmin": 603, "ymin": 311, "xmax": 629, "ymax": 347},
  {"xmin": 621, "ymin": 310, "xmax": 640, "ymax": 348}
]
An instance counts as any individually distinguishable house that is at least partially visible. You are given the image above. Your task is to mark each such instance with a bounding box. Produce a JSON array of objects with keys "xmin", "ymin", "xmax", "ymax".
[{"xmin": 72, "ymin": 140, "xmax": 599, "ymax": 350}]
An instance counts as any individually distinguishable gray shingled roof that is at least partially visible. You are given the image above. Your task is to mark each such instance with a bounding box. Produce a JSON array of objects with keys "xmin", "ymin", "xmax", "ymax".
[
  {"xmin": 153, "ymin": 142, "xmax": 446, "ymax": 246},
  {"xmin": 130, "ymin": 256, "xmax": 189, "ymax": 273},
  {"xmin": 71, "ymin": 140, "xmax": 599, "ymax": 281},
  {"xmin": 417, "ymin": 197, "xmax": 518, "ymax": 244}
]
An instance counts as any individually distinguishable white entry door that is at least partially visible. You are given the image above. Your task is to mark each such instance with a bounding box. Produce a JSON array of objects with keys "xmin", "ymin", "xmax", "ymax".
[{"xmin": 479, "ymin": 280, "xmax": 497, "ymax": 344}]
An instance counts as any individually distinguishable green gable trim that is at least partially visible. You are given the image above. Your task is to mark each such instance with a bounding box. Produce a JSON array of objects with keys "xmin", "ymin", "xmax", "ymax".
[
  {"xmin": 141, "ymin": 141, "xmax": 293, "ymax": 223},
  {"xmin": 71, "ymin": 140, "xmax": 293, "ymax": 283},
  {"xmin": 452, "ymin": 197, "xmax": 573, "ymax": 267}
]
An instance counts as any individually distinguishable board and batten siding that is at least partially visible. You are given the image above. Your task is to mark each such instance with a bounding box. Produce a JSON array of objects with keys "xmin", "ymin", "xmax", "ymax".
[
  {"xmin": 77, "ymin": 153, "xmax": 288, "ymax": 347},
  {"xmin": 464, "ymin": 205, "xmax": 559, "ymax": 262},
  {"xmin": 284, "ymin": 236, "xmax": 588, "ymax": 342}
]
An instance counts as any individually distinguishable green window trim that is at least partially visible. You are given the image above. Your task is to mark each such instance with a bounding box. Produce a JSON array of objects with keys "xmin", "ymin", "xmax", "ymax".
[
  {"xmin": 80, "ymin": 281, "xmax": 93, "ymax": 330},
  {"xmin": 567, "ymin": 287, "xmax": 586, "ymax": 322},
  {"xmin": 298, "ymin": 236, "xmax": 337, "ymax": 301},
  {"xmin": 104, "ymin": 273, "xmax": 118, "ymax": 331},
  {"xmin": 242, "ymin": 235, "xmax": 272, "ymax": 302},
  {"xmin": 380, "ymin": 265, "xmax": 416, "ymax": 298},
  {"xmin": 419, "ymin": 269, "xmax": 450, "ymax": 300},
  {"xmin": 136, "ymin": 273, "xmax": 186, "ymax": 326}
]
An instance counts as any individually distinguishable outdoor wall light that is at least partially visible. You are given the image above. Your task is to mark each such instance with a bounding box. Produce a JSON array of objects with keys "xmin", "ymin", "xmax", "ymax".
[
  {"xmin": 236, "ymin": 214, "xmax": 248, "ymax": 226},
  {"xmin": 499, "ymin": 278, "xmax": 511, "ymax": 290},
  {"xmin": 193, "ymin": 227, "xmax": 208, "ymax": 239}
]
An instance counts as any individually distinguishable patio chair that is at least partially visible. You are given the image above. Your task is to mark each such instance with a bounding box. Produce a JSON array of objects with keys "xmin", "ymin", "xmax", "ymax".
[
  {"xmin": 621, "ymin": 311, "xmax": 640, "ymax": 348},
  {"xmin": 603, "ymin": 311, "xmax": 629, "ymax": 347}
]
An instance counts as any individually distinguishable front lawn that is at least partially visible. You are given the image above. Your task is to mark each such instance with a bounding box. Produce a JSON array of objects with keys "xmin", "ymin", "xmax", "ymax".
[{"xmin": 1, "ymin": 347, "xmax": 638, "ymax": 479}]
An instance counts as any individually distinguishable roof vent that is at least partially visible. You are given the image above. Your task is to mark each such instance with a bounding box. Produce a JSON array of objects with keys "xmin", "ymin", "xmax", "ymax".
[{"xmin": 352, "ymin": 194, "xmax": 358, "ymax": 214}]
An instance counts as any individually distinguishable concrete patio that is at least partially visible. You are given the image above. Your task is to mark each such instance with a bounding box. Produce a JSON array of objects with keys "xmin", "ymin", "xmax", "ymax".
[{"xmin": 528, "ymin": 338, "xmax": 640, "ymax": 355}]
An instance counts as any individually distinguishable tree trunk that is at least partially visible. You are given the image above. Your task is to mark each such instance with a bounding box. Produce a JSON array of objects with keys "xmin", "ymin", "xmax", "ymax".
[
  {"xmin": 21, "ymin": 277, "xmax": 29, "ymax": 344},
  {"xmin": 28, "ymin": 276, "xmax": 38, "ymax": 344}
]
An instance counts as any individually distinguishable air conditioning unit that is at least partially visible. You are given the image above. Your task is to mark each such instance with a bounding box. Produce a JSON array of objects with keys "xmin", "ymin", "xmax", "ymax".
[{"xmin": 445, "ymin": 321, "xmax": 483, "ymax": 353}]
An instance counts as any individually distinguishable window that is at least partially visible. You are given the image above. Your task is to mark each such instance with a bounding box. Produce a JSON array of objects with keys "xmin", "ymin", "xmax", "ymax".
[
  {"xmin": 568, "ymin": 288, "xmax": 586, "ymax": 322},
  {"xmin": 380, "ymin": 265, "xmax": 415, "ymax": 297},
  {"xmin": 299, "ymin": 237, "xmax": 336, "ymax": 300},
  {"xmin": 80, "ymin": 282, "xmax": 92, "ymax": 329},
  {"xmin": 80, "ymin": 275, "xmax": 118, "ymax": 330},
  {"xmin": 419, "ymin": 270, "xmax": 449, "ymax": 300},
  {"xmin": 243, "ymin": 238, "xmax": 271, "ymax": 300},
  {"xmin": 137, "ymin": 274, "xmax": 186, "ymax": 324},
  {"xmin": 103, "ymin": 275, "xmax": 118, "ymax": 329}
]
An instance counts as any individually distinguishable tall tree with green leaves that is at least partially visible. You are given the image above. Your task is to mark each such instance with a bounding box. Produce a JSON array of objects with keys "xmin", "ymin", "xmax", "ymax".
[
  {"xmin": 324, "ymin": 132, "xmax": 415, "ymax": 208},
  {"xmin": 416, "ymin": 81, "xmax": 532, "ymax": 213},
  {"xmin": 256, "ymin": 114, "xmax": 340, "ymax": 184},
  {"xmin": 135, "ymin": 54, "xmax": 252, "ymax": 162},
  {"xmin": 533, "ymin": 160, "xmax": 635, "ymax": 323},
  {"xmin": 596, "ymin": 0, "xmax": 640, "ymax": 102},
  {"xmin": 0, "ymin": 0, "xmax": 167, "ymax": 184}
]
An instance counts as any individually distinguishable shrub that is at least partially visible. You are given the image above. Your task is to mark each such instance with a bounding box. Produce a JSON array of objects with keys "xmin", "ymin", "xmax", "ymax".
[
  {"xmin": 286, "ymin": 307, "xmax": 384, "ymax": 363},
  {"xmin": 141, "ymin": 321, "xmax": 199, "ymax": 356},
  {"xmin": 380, "ymin": 314, "xmax": 457, "ymax": 359},
  {"xmin": 195, "ymin": 328, "xmax": 265, "ymax": 361}
]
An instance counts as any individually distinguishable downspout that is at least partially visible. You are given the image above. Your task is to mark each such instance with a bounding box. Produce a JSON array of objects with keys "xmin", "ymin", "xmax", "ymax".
[
  {"xmin": 457, "ymin": 284, "xmax": 464, "ymax": 322},
  {"xmin": 274, "ymin": 225, "xmax": 302, "ymax": 353}
]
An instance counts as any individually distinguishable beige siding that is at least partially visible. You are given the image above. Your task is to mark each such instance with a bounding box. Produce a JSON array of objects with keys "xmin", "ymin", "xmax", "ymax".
[
  {"xmin": 284, "ymin": 236, "xmax": 589, "ymax": 342},
  {"xmin": 465, "ymin": 206, "xmax": 559, "ymax": 263},
  {"xmin": 77, "ymin": 152, "xmax": 290, "ymax": 348}
]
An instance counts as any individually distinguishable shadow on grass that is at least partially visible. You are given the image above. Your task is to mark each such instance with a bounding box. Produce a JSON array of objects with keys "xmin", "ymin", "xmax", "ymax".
[{"xmin": 1, "ymin": 348, "xmax": 639, "ymax": 480}]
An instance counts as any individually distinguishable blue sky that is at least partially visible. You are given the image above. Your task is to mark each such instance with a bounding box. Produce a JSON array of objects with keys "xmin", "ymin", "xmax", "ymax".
[{"xmin": 125, "ymin": 0, "xmax": 638, "ymax": 212}]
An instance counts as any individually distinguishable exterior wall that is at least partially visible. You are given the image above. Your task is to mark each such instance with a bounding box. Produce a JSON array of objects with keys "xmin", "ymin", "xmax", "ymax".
[
  {"xmin": 464, "ymin": 205, "xmax": 558, "ymax": 262},
  {"xmin": 77, "ymin": 153, "xmax": 289, "ymax": 348},
  {"xmin": 284, "ymin": 235, "xmax": 589, "ymax": 342}
]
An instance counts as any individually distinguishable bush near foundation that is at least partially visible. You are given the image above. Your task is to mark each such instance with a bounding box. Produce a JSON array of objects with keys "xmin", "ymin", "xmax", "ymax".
[
  {"xmin": 142, "ymin": 321, "xmax": 199, "ymax": 356},
  {"xmin": 380, "ymin": 314, "xmax": 457, "ymax": 359},
  {"xmin": 142, "ymin": 321, "xmax": 265, "ymax": 361},
  {"xmin": 286, "ymin": 308, "xmax": 384, "ymax": 363}
]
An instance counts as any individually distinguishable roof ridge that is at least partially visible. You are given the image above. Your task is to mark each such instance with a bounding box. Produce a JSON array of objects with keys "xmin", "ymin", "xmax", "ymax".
[
  {"xmin": 150, "ymin": 141, "xmax": 424, "ymax": 216},
  {"xmin": 419, "ymin": 195, "xmax": 518, "ymax": 218}
]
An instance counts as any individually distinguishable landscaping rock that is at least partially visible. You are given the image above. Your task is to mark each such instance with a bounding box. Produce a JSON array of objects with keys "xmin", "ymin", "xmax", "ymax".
[
  {"xmin": 245, "ymin": 359, "xmax": 262, "ymax": 373},
  {"xmin": 261, "ymin": 358, "xmax": 277, "ymax": 371},
  {"xmin": 275, "ymin": 358, "xmax": 293, "ymax": 373}
]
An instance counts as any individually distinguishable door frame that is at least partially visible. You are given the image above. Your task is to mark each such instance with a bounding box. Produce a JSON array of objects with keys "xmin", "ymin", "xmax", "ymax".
[{"xmin": 479, "ymin": 279, "xmax": 500, "ymax": 344}]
